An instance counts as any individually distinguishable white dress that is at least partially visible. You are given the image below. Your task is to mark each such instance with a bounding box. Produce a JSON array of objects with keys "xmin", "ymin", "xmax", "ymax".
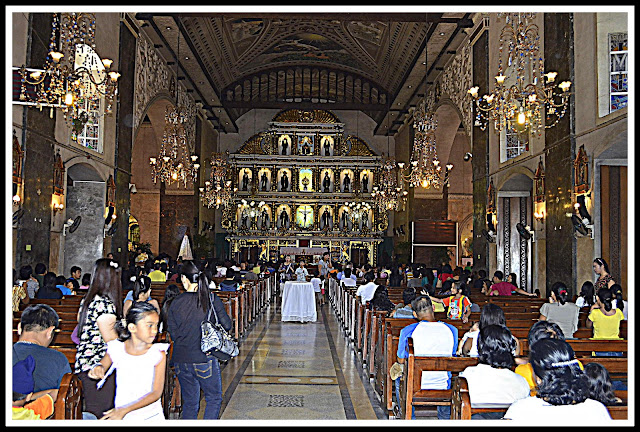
[
  {"xmin": 106, "ymin": 340, "xmax": 170, "ymax": 420},
  {"xmin": 504, "ymin": 397, "xmax": 612, "ymax": 423}
]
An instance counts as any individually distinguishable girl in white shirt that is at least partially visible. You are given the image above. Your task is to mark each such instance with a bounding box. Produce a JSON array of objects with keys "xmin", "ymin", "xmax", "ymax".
[
  {"xmin": 504, "ymin": 338, "xmax": 611, "ymax": 423},
  {"xmin": 89, "ymin": 301, "xmax": 169, "ymax": 420},
  {"xmin": 295, "ymin": 261, "xmax": 309, "ymax": 282}
]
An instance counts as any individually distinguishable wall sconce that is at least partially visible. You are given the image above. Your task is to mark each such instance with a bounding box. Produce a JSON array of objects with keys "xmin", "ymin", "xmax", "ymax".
[
  {"xmin": 533, "ymin": 209, "xmax": 545, "ymax": 223},
  {"xmin": 53, "ymin": 201, "xmax": 64, "ymax": 214},
  {"xmin": 12, "ymin": 194, "xmax": 21, "ymax": 207}
]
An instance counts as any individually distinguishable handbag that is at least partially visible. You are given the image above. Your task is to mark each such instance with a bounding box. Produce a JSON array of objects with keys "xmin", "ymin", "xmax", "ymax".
[{"xmin": 200, "ymin": 294, "xmax": 238, "ymax": 361}]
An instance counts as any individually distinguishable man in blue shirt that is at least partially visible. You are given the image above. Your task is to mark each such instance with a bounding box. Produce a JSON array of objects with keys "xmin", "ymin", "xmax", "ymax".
[
  {"xmin": 392, "ymin": 295, "xmax": 458, "ymax": 419},
  {"xmin": 12, "ymin": 305, "xmax": 72, "ymax": 398},
  {"xmin": 219, "ymin": 268, "xmax": 239, "ymax": 291}
]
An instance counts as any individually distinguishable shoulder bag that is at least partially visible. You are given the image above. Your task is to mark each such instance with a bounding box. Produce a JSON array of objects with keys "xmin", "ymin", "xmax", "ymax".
[{"xmin": 201, "ymin": 294, "xmax": 239, "ymax": 361}]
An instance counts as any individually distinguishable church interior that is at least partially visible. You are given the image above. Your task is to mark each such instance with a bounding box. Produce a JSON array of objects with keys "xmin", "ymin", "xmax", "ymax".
[{"xmin": 10, "ymin": 7, "xmax": 631, "ymax": 423}]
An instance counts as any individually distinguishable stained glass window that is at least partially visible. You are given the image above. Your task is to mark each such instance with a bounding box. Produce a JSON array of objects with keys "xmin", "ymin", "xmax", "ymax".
[{"xmin": 609, "ymin": 32, "xmax": 628, "ymax": 112}]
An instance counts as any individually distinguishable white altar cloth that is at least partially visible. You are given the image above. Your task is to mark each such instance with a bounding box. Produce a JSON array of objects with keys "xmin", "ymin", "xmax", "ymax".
[{"xmin": 281, "ymin": 281, "xmax": 317, "ymax": 322}]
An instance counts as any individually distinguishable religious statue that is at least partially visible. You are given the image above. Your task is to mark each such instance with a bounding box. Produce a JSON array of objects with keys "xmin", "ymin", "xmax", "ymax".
[
  {"xmin": 241, "ymin": 210, "xmax": 250, "ymax": 229},
  {"xmin": 342, "ymin": 173, "xmax": 351, "ymax": 192},
  {"xmin": 361, "ymin": 208, "xmax": 369, "ymax": 229},
  {"xmin": 324, "ymin": 139, "xmax": 331, "ymax": 156},
  {"xmin": 301, "ymin": 138, "xmax": 311, "ymax": 155},
  {"xmin": 242, "ymin": 170, "xmax": 250, "ymax": 191},
  {"xmin": 321, "ymin": 208, "xmax": 331, "ymax": 229},
  {"xmin": 259, "ymin": 243, "xmax": 268, "ymax": 262},
  {"xmin": 362, "ymin": 173, "xmax": 369, "ymax": 193},
  {"xmin": 322, "ymin": 171, "xmax": 331, "ymax": 193},
  {"xmin": 279, "ymin": 209, "xmax": 289, "ymax": 228},
  {"xmin": 340, "ymin": 245, "xmax": 350, "ymax": 264},
  {"xmin": 261, "ymin": 207, "xmax": 269, "ymax": 229},
  {"xmin": 261, "ymin": 171, "xmax": 268, "ymax": 191},
  {"xmin": 281, "ymin": 136, "xmax": 290, "ymax": 155},
  {"xmin": 280, "ymin": 171, "xmax": 289, "ymax": 191},
  {"xmin": 340, "ymin": 209, "xmax": 349, "ymax": 229}
]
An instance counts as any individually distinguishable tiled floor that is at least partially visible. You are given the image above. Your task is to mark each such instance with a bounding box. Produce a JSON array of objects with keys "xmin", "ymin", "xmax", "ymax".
[{"xmin": 210, "ymin": 301, "xmax": 388, "ymax": 421}]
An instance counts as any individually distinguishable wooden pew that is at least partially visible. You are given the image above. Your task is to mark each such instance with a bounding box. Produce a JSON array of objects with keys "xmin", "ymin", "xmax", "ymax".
[
  {"xmin": 520, "ymin": 339, "xmax": 628, "ymax": 357},
  {"xmin": 400, "ymin": 340, "xmax": 478, "ymax": 419},
  {"xmin": 52, "ymin": 373, "xmax": 83, "ymax": 420}
]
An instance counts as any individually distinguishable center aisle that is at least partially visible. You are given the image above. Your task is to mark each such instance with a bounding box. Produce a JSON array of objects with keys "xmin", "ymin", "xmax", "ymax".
[{"xmin": 217, "ymin": 301, "xmax": 387, "ymax": 420}]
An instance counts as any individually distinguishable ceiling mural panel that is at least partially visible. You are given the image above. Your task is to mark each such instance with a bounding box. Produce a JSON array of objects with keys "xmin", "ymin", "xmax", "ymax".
[{"xmin": 135, "ymin": 12, "xmax": 476, "ymax": 134}]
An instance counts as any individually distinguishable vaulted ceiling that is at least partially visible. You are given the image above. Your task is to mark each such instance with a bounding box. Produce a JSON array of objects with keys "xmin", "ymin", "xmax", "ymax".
[{"xmin": 133, "ymin": 12, "xmax": 476, "ymax": 135}]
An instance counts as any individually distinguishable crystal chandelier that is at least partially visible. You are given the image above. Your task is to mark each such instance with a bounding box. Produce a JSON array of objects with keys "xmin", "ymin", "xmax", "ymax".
[
  {"xmin": 467, "ymin": 12, "xmax": 571, "ymax": 135},
  {"xmin": 149, "ymin": 32, "xmax": 198, "ymax": 187},
  {"xmin": 149, "ymin": 103, "xmax": 199, "ymax": 187},
  {"xmin": 372, "ymin": 156, "xmax": 408, "ymax": 211},
  {"xmin": 400, "ymin": 101, "xmax": 445, "ymax": 189},
  {"xmin": 199, "ymin": 152, "xmax": 236, "ymax": 209},
  {"xmin": 18, "ymin": 13, "xmax": 120, "ymax": 134}
]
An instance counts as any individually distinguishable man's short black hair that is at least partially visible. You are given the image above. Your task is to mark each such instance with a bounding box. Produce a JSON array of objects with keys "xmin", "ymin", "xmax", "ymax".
[
  {"xmin": 226, "ymin": 268, "xmax": 236, "ymax": 279},
  {"xmin": 20, "ymin": 304, "xmax": 59, "ymax": 332},
  {"xmin": 363, "ymin": 272, "xmax": 375, "ymax": 282},
  {"xmin": 19, "ymin": 265, "xmax": 33, "ymax": 280},
  {"xmin": 34, "ymin": 263, "xmax": 46, "ymax": 275},
  {"xmin": 493, "ymin": 270, "xmax": 504, "ymax": 280},
  {"xmin": 411, "ymin": 295, "xmax": 433, "ymax": 316},
  {"xmin": 70, "ymin": 266, "xmax": 81, "ymax": 275}
]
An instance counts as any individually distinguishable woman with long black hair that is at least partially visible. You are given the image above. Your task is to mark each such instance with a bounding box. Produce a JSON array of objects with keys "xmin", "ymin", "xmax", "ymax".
[
  {"xmin": 538, "ymin": 282, "xmax": 580, "ymax": 338},
  {"xmin": 504, "ymin": 339, "xmax": 612, "ymax": 421},
  {"xmin": 166, "ymin": 260, "xmax": 232, "ymax": 419}
]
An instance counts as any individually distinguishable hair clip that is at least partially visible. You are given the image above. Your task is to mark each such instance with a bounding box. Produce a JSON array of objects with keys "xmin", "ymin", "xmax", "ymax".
[
  {"xmin": 110, "ymin": 261, "xmax": 118, "ymax": 269},
  {"xmin": 550, "ymin": 359, "xmax": 579, "ymax": 368},
  {"xmin": 559, "ymin": 290, "xmax": 567, "ymax": 295}
]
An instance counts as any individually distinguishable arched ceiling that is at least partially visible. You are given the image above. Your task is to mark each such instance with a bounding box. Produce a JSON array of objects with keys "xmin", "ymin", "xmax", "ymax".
[{"xmin": 133, "ymin": 11, "xmax": 475, "ymax": 135}]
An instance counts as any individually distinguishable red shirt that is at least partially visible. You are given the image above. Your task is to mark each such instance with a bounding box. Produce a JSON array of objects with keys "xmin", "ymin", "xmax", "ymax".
[{"xmin": 491, "ymin": 281, "xmax": 515, "ymax": 296}]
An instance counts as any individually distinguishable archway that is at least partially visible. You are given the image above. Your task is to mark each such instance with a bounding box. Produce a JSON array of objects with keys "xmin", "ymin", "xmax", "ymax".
[{"xmin": 63, "ymin": 162, "xmax": 105, "ymax": 278}]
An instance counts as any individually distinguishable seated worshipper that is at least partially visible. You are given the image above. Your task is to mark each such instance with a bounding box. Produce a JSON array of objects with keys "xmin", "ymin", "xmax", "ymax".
[
  {"xmin": 459, "ymin": 325, "xmax": 530, "ymax": 419},
  {"xmin": 12, "ymin": 305, "xmax": 72, "ymax": 400},
  {"xmin": 123, "ymin": 275, "xmax": 160, "ymax": 316},
  {"xmin": 438, "ymin": 267, "xmax": 463, "ymax": 295},
  {"xmin": 583, "ymin": 362, "xmax": 624, "ymax": 406},
  {"xmin": 539, "ymin": 282, "xmax": 580, "ymax": 338},
  {"xmin": 429, "ymin": 281, "xmax": 472, "ymax": 322},
  {"xmin": 243, "ymin": 265, "xmax": 259, "ymax": 281},
  {"xmin": 18, "ymin": 265, "xmax": 40, "ymax": 299},
  {"xmin": 79, "ymin": 273, "xmax": 91, "ymax": 292},
  {"xmin": 295, "ymin": 260, "xmax": 310, "ymax": 282},
  {"xmin": 503, "ymin": 339, "xmax": 612, "ymax": 422},
  {"xmin": 338, "ymin": 266, "xmax": 358, "ymax": 282},
  {"xmin": 369, "ymin": 286, "xmax": 396, "ymax": 313},
  {"xmin": 514, "ymin": 321, "xmax": 575, "ymax": 395},
  {"xmin": 64, "ymin": 278, "xmax": 80, "ymax": 295},
  {"xmin": 489, "ymin": 271, "xmax": 536, "ymax": 297},
  {"xmin": 355, "ymin": 272, "xmax": 378, "ymax": 304},
  {"xmin": 35, "ymin": 272, "xmax": 63, "ymax": 300},
  {"xmin": 219, "ymin": 268, "xmax": 240, "ymax": 291},
  {"xmin": 148, "ymin": 262, "xmax": 167, "ymax": 282},
  {"xmin": 392, "ymin": 288, "xmax": 419, "ymax": 318},
  {"xmin": 55, "ymin": 275, "xmax": 74, "ymax": 296},
  {"xmin": 407, "ymin": 267, "xmax": 424, "ymax": 289},
  {"xmin": 12, "ymin": 389, "xmax": 58, "ymax": 420},
  {"xmin": 339, "ymin": 268, "xmax": 357, "ymax": 287},
  {"xmin": 461, "ymin": 303, "xmax": 521, "ymax": 358},
  {"xmin": 390, "ymin": 295, "xmax": 458, "ymax": 420}
]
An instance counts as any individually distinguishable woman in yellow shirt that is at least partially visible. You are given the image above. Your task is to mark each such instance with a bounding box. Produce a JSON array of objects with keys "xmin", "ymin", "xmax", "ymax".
[{"xmin": 586, "ymin": 287, "xmax": 624, "ymax": 339}]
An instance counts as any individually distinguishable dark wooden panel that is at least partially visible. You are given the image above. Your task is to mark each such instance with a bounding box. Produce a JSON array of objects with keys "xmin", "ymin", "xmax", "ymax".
[{"xmin": 413, "ymin": 220, "xmax": 456, "ymax": 245}]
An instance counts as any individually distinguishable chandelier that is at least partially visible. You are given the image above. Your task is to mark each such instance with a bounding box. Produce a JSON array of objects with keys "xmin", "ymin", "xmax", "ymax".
[
  {"xmin": 149, "ymin": 32, "xmax": 198, "ymax": 187},
  {"xmin": 18, "ymin": 13, "xmax": 120, "ymax": 135},
  {"xmin": 149, "ymin": 103, "xmax": 199, "ymax": 187},
  {"xmin": 400, "ymin": 101, "xmax": 445, "ymax": 189},
  {"xmin": 372, "ymin": 156, "xmax": 408, "ymax": 211},
  {"xmin": 199, "ymin": 152, "xmax": 236, "ymax": 209},
  {"xmin": 467, "ymin": 12, "xmax": 571, "ymax": 135}
]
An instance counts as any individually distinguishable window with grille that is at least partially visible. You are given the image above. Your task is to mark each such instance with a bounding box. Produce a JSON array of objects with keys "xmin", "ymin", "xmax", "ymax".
[
  {"xmin": 609, "ymin": 32, "xmax": 628, "ymax": 113},
  {"xmin": 73, "ymin": 98, "xmax": 104, "ymax": 152},
  {"xmin": 501, "ymin": 129, "xmax": 529, "ymax": 162}
]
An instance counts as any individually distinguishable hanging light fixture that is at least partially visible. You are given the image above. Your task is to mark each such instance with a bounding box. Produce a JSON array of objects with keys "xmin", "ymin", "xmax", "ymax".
[
  {"xmin": 149, "ymin": 30, "xmax": 199, "ymax": 187},
  {"xmin": 18, "ymin": 13, "xmax": 120, "ymax": 133},
  {"xmin": 467, "ymin": 12, "xmax": 571, "ymax": 135},
  {"xmin": 200, "ymin": 151, "xmax": 236, "ymax": 209},
  {"xmin": 400, "ymin": 99, "xmax": 445, "ymax": 189}
]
